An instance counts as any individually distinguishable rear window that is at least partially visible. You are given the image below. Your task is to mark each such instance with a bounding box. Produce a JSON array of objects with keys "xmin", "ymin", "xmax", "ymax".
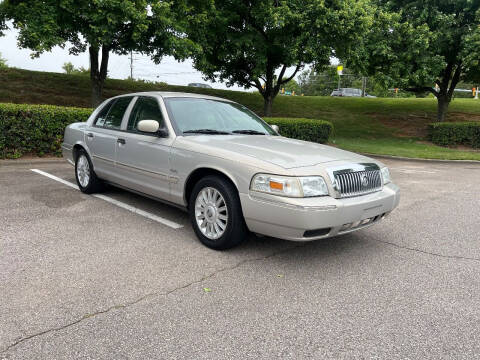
[{"xmin": 103, "ymin": 97, "xmax": 133, "ymax": 129}]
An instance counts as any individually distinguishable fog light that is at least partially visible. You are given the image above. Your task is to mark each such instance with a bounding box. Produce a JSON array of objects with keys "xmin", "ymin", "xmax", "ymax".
[{"xmin": 341, "ymin": 223, "xmax": 352, "ymax": 231}]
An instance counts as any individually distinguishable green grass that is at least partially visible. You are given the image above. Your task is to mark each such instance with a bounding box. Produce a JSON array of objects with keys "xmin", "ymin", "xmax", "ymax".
[{"xmin": 1, "ymin": 67, "xmax": 480, "ymax": 160}]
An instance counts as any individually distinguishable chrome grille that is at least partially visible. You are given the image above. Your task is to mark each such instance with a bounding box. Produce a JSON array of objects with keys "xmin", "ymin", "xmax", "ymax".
[{"xmin": 334, "ymin": 169, "xmax": 382, "ymax": 198}]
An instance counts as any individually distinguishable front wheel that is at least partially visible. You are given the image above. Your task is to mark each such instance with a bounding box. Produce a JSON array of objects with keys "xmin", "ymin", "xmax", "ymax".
[
  {"xmin": 189, "ymin": 175, "xmax": 248, "ymax": 250},
  {"xmin": 75, "ymin": 149, "xmax": 104, "ymax": 194}
]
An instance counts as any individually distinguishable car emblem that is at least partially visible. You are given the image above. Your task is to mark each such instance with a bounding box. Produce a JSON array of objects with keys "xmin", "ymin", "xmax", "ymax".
[{"xmin": 361, "ymin": 175, "xmax": 369, "ymax": 187}]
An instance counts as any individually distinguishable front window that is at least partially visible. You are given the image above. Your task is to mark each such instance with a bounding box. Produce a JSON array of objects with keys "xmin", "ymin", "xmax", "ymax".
[
  {"xmin": 127, "ymin": 96, "xmax": 164, "ymax": 132},
  {"xmin": 164, "ymin": 97, "xmax": 276, "ymax": 135}
]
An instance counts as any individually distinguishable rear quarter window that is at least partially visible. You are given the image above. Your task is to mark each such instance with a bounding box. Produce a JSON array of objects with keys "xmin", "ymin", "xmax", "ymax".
[{"xmin": 94, "ymin": 100, "xmax": 114, "ymax": 127}]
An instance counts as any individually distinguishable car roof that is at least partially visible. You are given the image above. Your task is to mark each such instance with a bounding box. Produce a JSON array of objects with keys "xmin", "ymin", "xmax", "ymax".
[{"xmin": 111, "ymin": 91, "xmax": 233, "ymax": 103}]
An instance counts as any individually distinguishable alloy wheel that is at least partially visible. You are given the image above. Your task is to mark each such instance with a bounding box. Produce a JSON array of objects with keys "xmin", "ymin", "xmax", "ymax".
[{"xmin": 194, "ymin": 187, "xmax": 228, "ymax": 240}]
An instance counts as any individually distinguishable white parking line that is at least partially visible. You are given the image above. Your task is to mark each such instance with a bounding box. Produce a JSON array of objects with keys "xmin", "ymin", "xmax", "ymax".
[{"xmin": 30, "ymin": 169, "xmax": 184, "ymax": 229}]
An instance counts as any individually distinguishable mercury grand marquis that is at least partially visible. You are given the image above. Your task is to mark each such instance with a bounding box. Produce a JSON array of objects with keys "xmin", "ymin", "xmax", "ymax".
[{"xmin": 62, "ymin": 92, "xmax": 400, "ymax": 249}]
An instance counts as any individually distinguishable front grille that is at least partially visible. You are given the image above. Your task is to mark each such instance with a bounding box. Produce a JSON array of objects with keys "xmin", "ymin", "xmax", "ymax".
[{"xmin": 334, "ymin": 169, "xmax": 382, "ymax": 198}]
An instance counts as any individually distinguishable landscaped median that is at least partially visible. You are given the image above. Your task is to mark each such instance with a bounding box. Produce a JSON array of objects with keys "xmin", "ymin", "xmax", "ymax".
[{"xmin": 0, "ymin": 103, "xmax": 333, "ymax": 159}]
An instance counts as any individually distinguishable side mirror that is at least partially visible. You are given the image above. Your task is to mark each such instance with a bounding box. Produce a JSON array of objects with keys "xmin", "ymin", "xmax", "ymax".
[
  {"xmin": 271, "ymin": 124, "xmax": 280, "ymax": 134},
  {"xmin": 137, "ymin": 120, "xmax": 160, "ymax": 133}
]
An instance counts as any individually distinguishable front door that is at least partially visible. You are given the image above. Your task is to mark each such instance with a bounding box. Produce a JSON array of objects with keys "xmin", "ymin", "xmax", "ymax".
[{"xmin": 114, "ymin": 96, "xmax": 174, "ymax": 201}]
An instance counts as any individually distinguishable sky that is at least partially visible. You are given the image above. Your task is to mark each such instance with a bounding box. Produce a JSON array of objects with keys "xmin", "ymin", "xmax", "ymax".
[{"xmin": 0, "ymin": 26, "xmax": 248, "ymax": 91}]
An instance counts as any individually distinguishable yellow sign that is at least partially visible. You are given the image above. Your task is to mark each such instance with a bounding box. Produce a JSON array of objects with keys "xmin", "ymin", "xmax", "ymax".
[{"xmin": 337, "ymin": 65, "xmax": 343, "ymax": 75}]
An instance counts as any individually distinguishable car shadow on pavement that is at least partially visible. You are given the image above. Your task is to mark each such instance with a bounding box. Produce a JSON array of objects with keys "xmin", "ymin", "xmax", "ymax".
[{"xmin": 235, "ymin": 231, "xmax": 372, "ymax": 262}]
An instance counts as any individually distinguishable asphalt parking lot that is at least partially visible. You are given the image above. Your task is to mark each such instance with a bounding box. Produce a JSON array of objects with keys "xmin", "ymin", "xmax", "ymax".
[{"xmin": 1, "ymin": 157, "xmax": 480, "ymax": 359}]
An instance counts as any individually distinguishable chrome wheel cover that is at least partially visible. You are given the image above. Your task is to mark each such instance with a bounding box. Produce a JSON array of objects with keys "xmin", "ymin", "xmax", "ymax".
[
  {"xmin": 195, "ymin": 187, "xmax": 228, "ymax": 240},
  {"xmin": 76, "ymin": 154, "xmax": 90, "ymax": 188}
]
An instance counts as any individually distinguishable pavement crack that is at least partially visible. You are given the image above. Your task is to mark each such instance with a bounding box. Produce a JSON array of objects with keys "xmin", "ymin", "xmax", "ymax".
[
  {"xmin": 373, "ymin": 238, "xmax": 480, "ymax": 262},
  {"xmin": 0, "ymin": 243, "xmax": 303, "ymax": 354}
]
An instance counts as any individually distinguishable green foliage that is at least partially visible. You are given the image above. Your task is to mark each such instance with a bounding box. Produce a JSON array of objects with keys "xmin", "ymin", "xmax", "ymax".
[
  {"xmin": 0, "ymin": 101, "xmax": 333, "ymax": 158},
  {"xmin": 349, "ymin": 0, "xmax": 480, "ymax": 120},
  {"xmin": 282, "ymin": 79, "xmax": 301, "ymax": 95},
  {"xmin": 62, "ymin": 62, "xmax": 89, "ymax": 76},
  {"xmin": 264, "ymin": 117, "xmax": 332, "ymax": 144},
  {"xmin": 0, "ymin": 52, "xmax": 7, "ymax": 69},
  {"xmin": 0, "ymin": 103, "xmax": 93, "ymax": 158},
  {"xmin": 62, "ymin": 62, "xmax": 75, "ymax": 75},
  {"xmin": 181, "ymin": 0, "xmax": 372, "ymax": 114},
  {"xmin": 428, "ymin": 122, "xmax": 480, "ymax": 148},
  {"xmin": 1, "ymin": 68, "xmax": 480, "ymax": 160},
  {"xmin": 2, "ymin": 0, "xmax": 151, "ymax": 56},
  {"xmin": 1, "ymin": 0, "xmax": 187, "ymax": 105}
]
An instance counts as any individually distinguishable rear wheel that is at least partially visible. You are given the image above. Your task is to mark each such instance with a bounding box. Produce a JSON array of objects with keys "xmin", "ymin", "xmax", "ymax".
[
  {"xmin": 189, "ymin": 175, "xmax": 248, "ymax": 250},
  {"xmin": 75, "ymin": 149, "xmax": 104, "ymax": 194}
]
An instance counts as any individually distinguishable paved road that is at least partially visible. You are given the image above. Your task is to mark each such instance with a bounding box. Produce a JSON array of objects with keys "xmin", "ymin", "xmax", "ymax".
[{"xmin": 1, "ymin": 158, "xmax": 479, "ymax": 359}]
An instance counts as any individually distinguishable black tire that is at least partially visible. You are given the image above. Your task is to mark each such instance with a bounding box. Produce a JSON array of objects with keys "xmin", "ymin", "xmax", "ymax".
[
  {"xmin": 189, "ymin": 175, "xmax": 248, "ymax": 250},
  {"xmin": 74, "ymin": 149, "xmax": 104, "ymax": 194}
]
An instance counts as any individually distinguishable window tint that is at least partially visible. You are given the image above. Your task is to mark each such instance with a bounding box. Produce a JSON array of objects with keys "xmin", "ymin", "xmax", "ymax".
[
  {"xmin": 127, "ymin": 97, "xmax": 164, "ymax": 132},
  {"xmin": 103, "ymin": 97, "xmax": 133, "ymax": 129},
  {"xmin": 94, "ymin": 100, "xmax": 114, "ymax": 127}
]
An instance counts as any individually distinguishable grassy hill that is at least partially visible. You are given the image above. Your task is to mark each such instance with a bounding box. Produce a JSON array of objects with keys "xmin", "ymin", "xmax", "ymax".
[{"xmin": 1, "ymin": 68, "xmax": 480, "ymax": 160}]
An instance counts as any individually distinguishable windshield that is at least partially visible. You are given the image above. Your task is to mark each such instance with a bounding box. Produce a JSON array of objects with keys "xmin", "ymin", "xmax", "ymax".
[{"xmin": 164, "ymin": 97, "xmax": 277, "ymax": 135}]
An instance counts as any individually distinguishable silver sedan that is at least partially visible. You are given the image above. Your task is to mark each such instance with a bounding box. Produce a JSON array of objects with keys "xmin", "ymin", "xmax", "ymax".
[{"xmin": 62, "ymin": 92, "xmax": 400, "ymax": 249}]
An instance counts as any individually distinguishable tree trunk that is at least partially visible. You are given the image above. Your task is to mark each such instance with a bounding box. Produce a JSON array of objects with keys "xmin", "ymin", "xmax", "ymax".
[
  {"xmin": 91, "ymin": 79, "xmax": 103, "ymax": 108},
  {"xmin": 436, "ymin": 95, "xmax": 450, "ymax": 122},
  {"xmin": 89, "ymin": 45, "xmax": 110, "ymax": 107},
  {"xmin": 263, "ymin": 95, "xmax": 274, "ymax": 116}
]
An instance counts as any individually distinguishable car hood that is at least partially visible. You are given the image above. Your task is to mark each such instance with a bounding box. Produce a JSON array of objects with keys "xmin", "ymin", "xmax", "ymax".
[{"xmin": 178, "ymin": 135, "xmax": 373, "ymax": 169}]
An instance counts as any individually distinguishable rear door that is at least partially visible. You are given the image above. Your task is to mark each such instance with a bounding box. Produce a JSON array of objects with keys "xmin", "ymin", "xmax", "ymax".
[
  {"xmin": 114, "ymin": 96, "xmax": 174, "ymax": 201},
  {"xmin": 86, "ymin": 96, "xmax": 134, "ymax": 181}
]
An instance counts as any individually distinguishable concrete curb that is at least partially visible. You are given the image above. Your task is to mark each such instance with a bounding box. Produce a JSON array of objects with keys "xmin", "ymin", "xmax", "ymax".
[
  {"xmin": 0, "ymin": 157, "xmax": 64, "ymax": 167},
  {"xmin": 364, "ymin": 153, "xmax": 480, "ymax": 164}
]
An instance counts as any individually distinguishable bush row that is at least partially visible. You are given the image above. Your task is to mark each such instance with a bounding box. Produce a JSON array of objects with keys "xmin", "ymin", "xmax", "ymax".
[
  {"xmin": 0, "ymin": 103, "xmax": 333, "ymax": 159},
  {"xmin": 0, "ymin": 103, "xmax": 92, "ymax": 158},
  {"xmin": 428, "ymin": 122, "xmax": 480, "ymax": 148},
  {"xmin": 264, "ymin": 117, "xmax": 332, "ymax": 144}
]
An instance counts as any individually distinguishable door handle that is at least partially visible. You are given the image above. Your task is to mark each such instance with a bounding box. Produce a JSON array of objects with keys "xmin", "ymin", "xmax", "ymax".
[
  {"xmin": 86, "ymin": 132, "xmax": 94, "ymax": 138},
  {"xmin": 117, "ymin": 138, "xmax": 126, "ymax": 145}
]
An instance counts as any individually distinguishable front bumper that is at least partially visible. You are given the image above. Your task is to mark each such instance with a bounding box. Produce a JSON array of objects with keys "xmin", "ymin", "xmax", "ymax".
[{"xmin": 240, "ymin": 183, "xmax": 400, "ymax": 241}]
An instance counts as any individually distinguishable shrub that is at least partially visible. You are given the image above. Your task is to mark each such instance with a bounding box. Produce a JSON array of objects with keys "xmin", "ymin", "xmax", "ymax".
[
  {"xmin": 0, "ymin": 104, "xmax": 333, "ymax": 159},
  {"xmin": 264, "ymin": 117, "xmax": 333, "ymax": 144},
  {"xmin": 0, "ymin": 103, "xmax": 93, "ymax": 158},
  {"xmin": 428, "ymin": 122, "xmax": 480, "ymax": 149}
]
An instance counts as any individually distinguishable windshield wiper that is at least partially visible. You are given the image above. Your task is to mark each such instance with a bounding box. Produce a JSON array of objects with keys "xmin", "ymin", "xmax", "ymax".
[
  {"xmin": 183, "ymin": 129, "xmax": 231, "ymax": 135},
  {"xmin": 232, "ymin": 130, "xmax": 267, "ymax": 135}
]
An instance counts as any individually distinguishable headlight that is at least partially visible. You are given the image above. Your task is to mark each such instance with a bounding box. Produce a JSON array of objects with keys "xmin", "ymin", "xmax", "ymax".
[
  {"xmin": 380, "ymin": 167, "xmax": 391, "ymax": 184},
  {"xmin": 250, "ymin": 174, "xmax": 329, "ymax": 197}
]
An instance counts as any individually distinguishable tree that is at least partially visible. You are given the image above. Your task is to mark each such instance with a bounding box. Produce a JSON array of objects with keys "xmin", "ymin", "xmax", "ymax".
[
  {"xmin": 282, "ymin": 79, "xmax": 301, "ymax": 95},
  {"xmin": 62, "ymin": 62, "xmax": 90, "ymax": 76},
  {"xmin": 0, "ymin": 52, "xmax": 7, "ymax": 69},
  {"xmin": 181, "ymin": 0, "xmax": 372, "ymax": 116},
  {"xmin": 62, "ymin": 62, "xmax": 75, "ymax": 75},
  {"xmin": 1, "ymin": 0, "xmax": 181, "ymax": 106},
  {"xmin": 350, "ymin": 1, "xmax": 480, "ymax": 121}
]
